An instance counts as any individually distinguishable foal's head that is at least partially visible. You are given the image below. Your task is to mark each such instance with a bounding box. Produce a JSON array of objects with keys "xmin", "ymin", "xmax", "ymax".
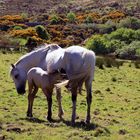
[{"xmin": 10, "ymin": 64, "xmax": 26, "ymax": 94}]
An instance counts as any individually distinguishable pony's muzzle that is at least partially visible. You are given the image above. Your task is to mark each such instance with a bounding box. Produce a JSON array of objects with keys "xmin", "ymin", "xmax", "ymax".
[{"xmin": 17, "ymin": 87, "xmax": 26, "ymax": 95}]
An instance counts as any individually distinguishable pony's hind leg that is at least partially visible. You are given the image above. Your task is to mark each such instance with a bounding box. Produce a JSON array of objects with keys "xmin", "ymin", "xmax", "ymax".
[
  {"xmin": 85, "ymin": 78, "xmax": 92, "ymax": 124},
  {"xmin": 56, "ymin": 87, "xmax": 64, "ymax": 119},
  {"xmin": 27, "ymin": 83, "xmax": 38, "ymax": 117},
  {"xmin": 70, "ymin": 85, "xmax": 78, "ymax": 125}
]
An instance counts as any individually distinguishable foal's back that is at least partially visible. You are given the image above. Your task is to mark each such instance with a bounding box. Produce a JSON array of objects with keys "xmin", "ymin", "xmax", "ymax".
[
  {"xmin": 27, "ymin": 67, "xmax": 49, "ymax": 89},
  {"xmin": 27, "ymin": 67, "xmax": 63, "ymax": 89}
]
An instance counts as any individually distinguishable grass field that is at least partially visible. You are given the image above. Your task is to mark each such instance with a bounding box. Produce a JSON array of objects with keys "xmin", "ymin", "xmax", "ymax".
[{"xmin": 0, "ymin": 52, "xmax": 140, "ymax": 140}]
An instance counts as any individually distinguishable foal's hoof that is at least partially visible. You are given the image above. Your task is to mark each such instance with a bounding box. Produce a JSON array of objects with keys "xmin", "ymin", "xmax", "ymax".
[{"xmin": 58, "ymin": 110, "xmax": 64, "ymax": 119}]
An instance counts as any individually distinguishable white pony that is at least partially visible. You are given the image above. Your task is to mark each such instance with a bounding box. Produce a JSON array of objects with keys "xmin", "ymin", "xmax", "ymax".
[
  {"xmin": 10, "ymin": 44, "xmax": 96, "ymax": 124},
  {"xmin": 45, "ymin": 46, "xmax": 96, "ymax": 124},
  {"xmin": 27, "ymin": 67, "xmax": 68, "ymax": 121}
]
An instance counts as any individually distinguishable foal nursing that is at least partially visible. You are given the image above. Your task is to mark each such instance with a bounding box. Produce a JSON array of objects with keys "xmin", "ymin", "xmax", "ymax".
[{"xmin": 27, "ymin": 67, "xmax": 68, "ymax": 121}]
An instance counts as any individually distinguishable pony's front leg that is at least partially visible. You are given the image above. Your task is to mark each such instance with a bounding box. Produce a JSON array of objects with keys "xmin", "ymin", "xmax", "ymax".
[
  {"xmin": 43, "ymin": 88, "xmax": 53, "ymax": 121},
  {"xmin": 71, "ymin": 87, "xmax": 78, "ymax": 125},
  {"xmin": 27, "ymin": 86, "xmax": 38, "ymax": 117},
  {"xmin": 56, "ymin": 87, "xmax": 64, "ymax": 119}
]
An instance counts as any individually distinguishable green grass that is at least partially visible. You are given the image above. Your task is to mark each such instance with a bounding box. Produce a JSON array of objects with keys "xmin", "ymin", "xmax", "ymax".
[{"xmin": 0, "ymin": 52, "xmax": 140, "ymax": 140}]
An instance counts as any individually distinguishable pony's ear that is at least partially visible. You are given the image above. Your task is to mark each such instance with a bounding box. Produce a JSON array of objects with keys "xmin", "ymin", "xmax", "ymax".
[{"xmin": 11, "ymin": 64, "xmax": 15, "ymax": 68}]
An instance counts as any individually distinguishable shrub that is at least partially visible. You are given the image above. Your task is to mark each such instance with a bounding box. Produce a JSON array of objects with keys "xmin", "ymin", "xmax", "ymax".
[
  {"xmin": 118, "ymin": 17, "xmax": 140, "ymax": 30},
  {"xmin": 0, "ymin": 34, "xmax": 28, "ymax": 50},
  {"xmin": 96, "ymin": 57, "xmax": 105, "ymax": 69},
  {"xmin": 13, "ymin": 26, "xmax": 23, "ymax": 30},
  {"xmin": 134, "ymin": 61, "xmax": 140, "ymax": 69},
  {"xmin": 108, "ymin": 28, "xmax": 136, "ymax": 44},
  {"xmin": 106, "ymin": 39, "xmax": 126, "ymax": 53},
  {"xmin": 35, "ymin": 25, "xmax": 50, "ymax": 40},
  {"xmin": 86, "ymin": 28, "xmax": 140, "ymax": 58},
  {"xmin": 25, "ymin": 37, "xmax": 38, "ymax": 51},
  {"xmin": 85, "ymin": 16, "xmax": 93, "ymax": 23},
  {"xmin": 104, "ymin": 57, "xmax": 114, "ymax": 67},
  {"xmin": 13, "ymin": 38, "xmax": 28, "ymax": 47},
  {"xmin": 116, "ymin": 41, "xmax": 140, "ymax": 59},
  {"xmin": 134, "ymin": 30, "xmax": 140, "ymax": 40},
  {"xmin": 86, "ymin": 35, "xmax": 108, "ymax": 54},
  {"xmin": 49, "ymin": 15, "xmax": 60, "ymax": 24},
  {"xmin": 97, "ymin": 24, "xmax": 116, "ymax": 34},
  {"xmin": 67, "ymin": 12, "xmax": 76, "ymax": 23},
  {"xmin": 21, "ymin": 13, "xmax": 28, "ymax": 19}
]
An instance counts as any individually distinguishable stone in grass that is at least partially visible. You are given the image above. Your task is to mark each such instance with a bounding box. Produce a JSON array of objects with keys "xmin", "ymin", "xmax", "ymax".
[
  {"xmin": 111, "ymin": 77, "xmax": 117, "ymax": 82},
  {"xmin": 119, "ymin": 129, "xmax": 127, "ymax": 135},
  {"xmin": 94, "ymin": 109, "xmax": 100, "ymax": 115},
  {"xmin": 94, "ymin": 128, "xmax": 104, "ymax": 137},
  {"xmin": 105, "ymin": 87, "xmax": 111, "ymax": 91},
  {"xmin": 94, "ymin": 90, "xmax": 102, "ymax": 94}
]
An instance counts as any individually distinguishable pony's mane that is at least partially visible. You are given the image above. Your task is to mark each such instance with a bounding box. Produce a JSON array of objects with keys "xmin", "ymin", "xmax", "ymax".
[
  {"xmin": 15, "ymin": 43, "xmax": 61, "ymax": 66},
  {"xmin": 15, "ymin": 44, "xmax": 49, "ymax": 66}
]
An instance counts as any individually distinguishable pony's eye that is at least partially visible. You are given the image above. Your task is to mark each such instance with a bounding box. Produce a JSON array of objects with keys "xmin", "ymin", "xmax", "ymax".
[{"xmin": 15, "ymin": 74, "xmax": 19, "ymax": 79}]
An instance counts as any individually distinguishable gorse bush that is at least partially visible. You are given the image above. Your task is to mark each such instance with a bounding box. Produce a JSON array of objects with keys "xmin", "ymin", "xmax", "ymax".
[
  {"xmin": 10, "ymin": 27, "xmax": 37, "ymax": 37},
  {"xmin": 35, "ymin": 25, "xmax": 50, "ymax": 40},
  {"xmin": 1, "ymin": 15, "xmax": 23, "ymax": 22},
  {"xmin": 67, "ymin": 12, "xmax": 76, "ymax": 23}
]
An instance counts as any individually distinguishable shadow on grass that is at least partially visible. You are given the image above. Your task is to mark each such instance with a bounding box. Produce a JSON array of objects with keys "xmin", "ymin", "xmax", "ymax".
[
  {"xmin": 19, "ymin": 117, "xmax": 62, "ymax": 124},
  {"xmin": 62, "ymin": 119, "xmax": 97, "ymax": 131},
  {"xmin": 19, "ymin": 117, "xmax": 46, "ymax": 124},
  {"xmin": 19, "ymin": 117, "xmax": 110, "ymax": 134},
  {"xmin": 62, "ymin": 119, "xmax": 110, "ymax": 134}
]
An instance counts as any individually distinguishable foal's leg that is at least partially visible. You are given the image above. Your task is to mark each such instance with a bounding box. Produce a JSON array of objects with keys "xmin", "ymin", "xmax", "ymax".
[
  {"xmin": 85, "ymin": 78, "xmax": 92, "ymax": 124},
  {"xmin": 71, "ymin": 86, "xmax": 78, "ymax": 125},
  {"xmin": 42, "ymin": 88, "xmax": 53, "ymax": 121},
  {"xmin": 55, "ymin": 87, "xmax": 64, "ymax": 119},
  {"xmin": 27, "ymin": 84, "xmax": 38, "ymax": 117}
]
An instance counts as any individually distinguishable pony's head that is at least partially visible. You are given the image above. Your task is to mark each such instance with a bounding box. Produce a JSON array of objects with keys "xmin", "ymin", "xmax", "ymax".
[{"xmin": 10, "ymin": 64, "xmax": 27, "ymax": 94}]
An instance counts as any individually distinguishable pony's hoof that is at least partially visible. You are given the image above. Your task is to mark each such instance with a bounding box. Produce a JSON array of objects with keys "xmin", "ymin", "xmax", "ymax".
[
  {"xmin": 27, "ymin": 113, "xmax": 33, "ymax": 118},
  {"xmin": 71, "ymin": 120, "xmax": 75, "ymax": 126},
  {"xmin": 46, "ymin": 116, "xmax": 53, "ymax": 122},
  {"xmin": 85, "ymin": 119, "xmax": 90, "ymax": 125}
]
